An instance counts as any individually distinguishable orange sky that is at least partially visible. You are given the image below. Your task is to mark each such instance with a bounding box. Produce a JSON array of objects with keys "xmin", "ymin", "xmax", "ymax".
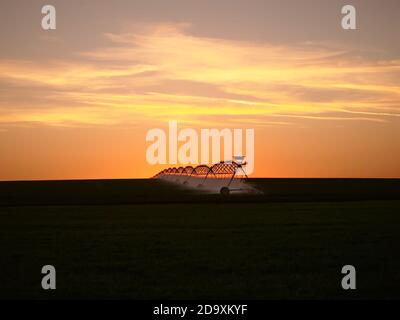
[{"xmin": 0, "ymin": 0, "xmax": 399, "ymax": 180}]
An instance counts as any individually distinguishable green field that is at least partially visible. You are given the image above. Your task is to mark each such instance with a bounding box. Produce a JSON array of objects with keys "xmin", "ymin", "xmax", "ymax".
[{"xmin": 1, "ymin": 191, "xmax": 400, "ymax": 299}]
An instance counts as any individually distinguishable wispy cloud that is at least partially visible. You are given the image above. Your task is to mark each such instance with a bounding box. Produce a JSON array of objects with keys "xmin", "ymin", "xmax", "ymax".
[{"xmin": 1, "ymin": 23, "xmax": 399, "ymax": 127}]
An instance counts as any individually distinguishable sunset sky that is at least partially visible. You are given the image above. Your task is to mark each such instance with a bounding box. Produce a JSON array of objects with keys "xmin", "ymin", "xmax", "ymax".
[{"xmin": 0, "ymin": 0, "xmax": 399, "ymax": 180}]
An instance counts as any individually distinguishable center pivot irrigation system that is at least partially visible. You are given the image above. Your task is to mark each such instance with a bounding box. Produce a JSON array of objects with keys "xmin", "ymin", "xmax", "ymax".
[{"xmin": 152, "ymin": 156, "xmax": 253, "ymax": 195}]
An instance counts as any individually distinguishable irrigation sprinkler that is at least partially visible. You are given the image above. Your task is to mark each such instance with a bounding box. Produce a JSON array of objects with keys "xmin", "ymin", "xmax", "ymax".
[{"xmin": 152, "ymin": 157, "xmax": 250, "ymax": 195}]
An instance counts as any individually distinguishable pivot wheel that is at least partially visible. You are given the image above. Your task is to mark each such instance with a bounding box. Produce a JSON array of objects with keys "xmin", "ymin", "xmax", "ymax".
[{"xmin": 220, "ymin": 187, "xmax": 230, "ymax": 196}]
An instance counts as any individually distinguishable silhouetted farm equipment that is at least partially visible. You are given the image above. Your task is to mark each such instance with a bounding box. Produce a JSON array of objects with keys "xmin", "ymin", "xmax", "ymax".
[{"xmin": 153, "ymin": 158, "xmax": 253, "ymax": 195}]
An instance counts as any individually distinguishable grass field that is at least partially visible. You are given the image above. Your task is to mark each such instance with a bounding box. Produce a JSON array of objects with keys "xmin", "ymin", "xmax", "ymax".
[{"xmin": 1, "ymin": 184, "xmax": 400, "ymax": 299}]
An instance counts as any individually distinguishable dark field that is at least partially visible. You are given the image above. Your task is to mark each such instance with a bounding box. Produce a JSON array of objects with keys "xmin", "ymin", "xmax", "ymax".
[
  {"xmin": 1, "ymin": 178, "xmax": 400, "ymax": 205},
  {"xmin": 0, "ymin": 179, "xmax": 399, "ymax": 299}
]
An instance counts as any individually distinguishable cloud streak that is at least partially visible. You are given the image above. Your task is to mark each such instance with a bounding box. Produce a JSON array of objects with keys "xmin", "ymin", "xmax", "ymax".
[{"xmin": 0, "ymin": 23, "xmax": 399, "ymax": 127}]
